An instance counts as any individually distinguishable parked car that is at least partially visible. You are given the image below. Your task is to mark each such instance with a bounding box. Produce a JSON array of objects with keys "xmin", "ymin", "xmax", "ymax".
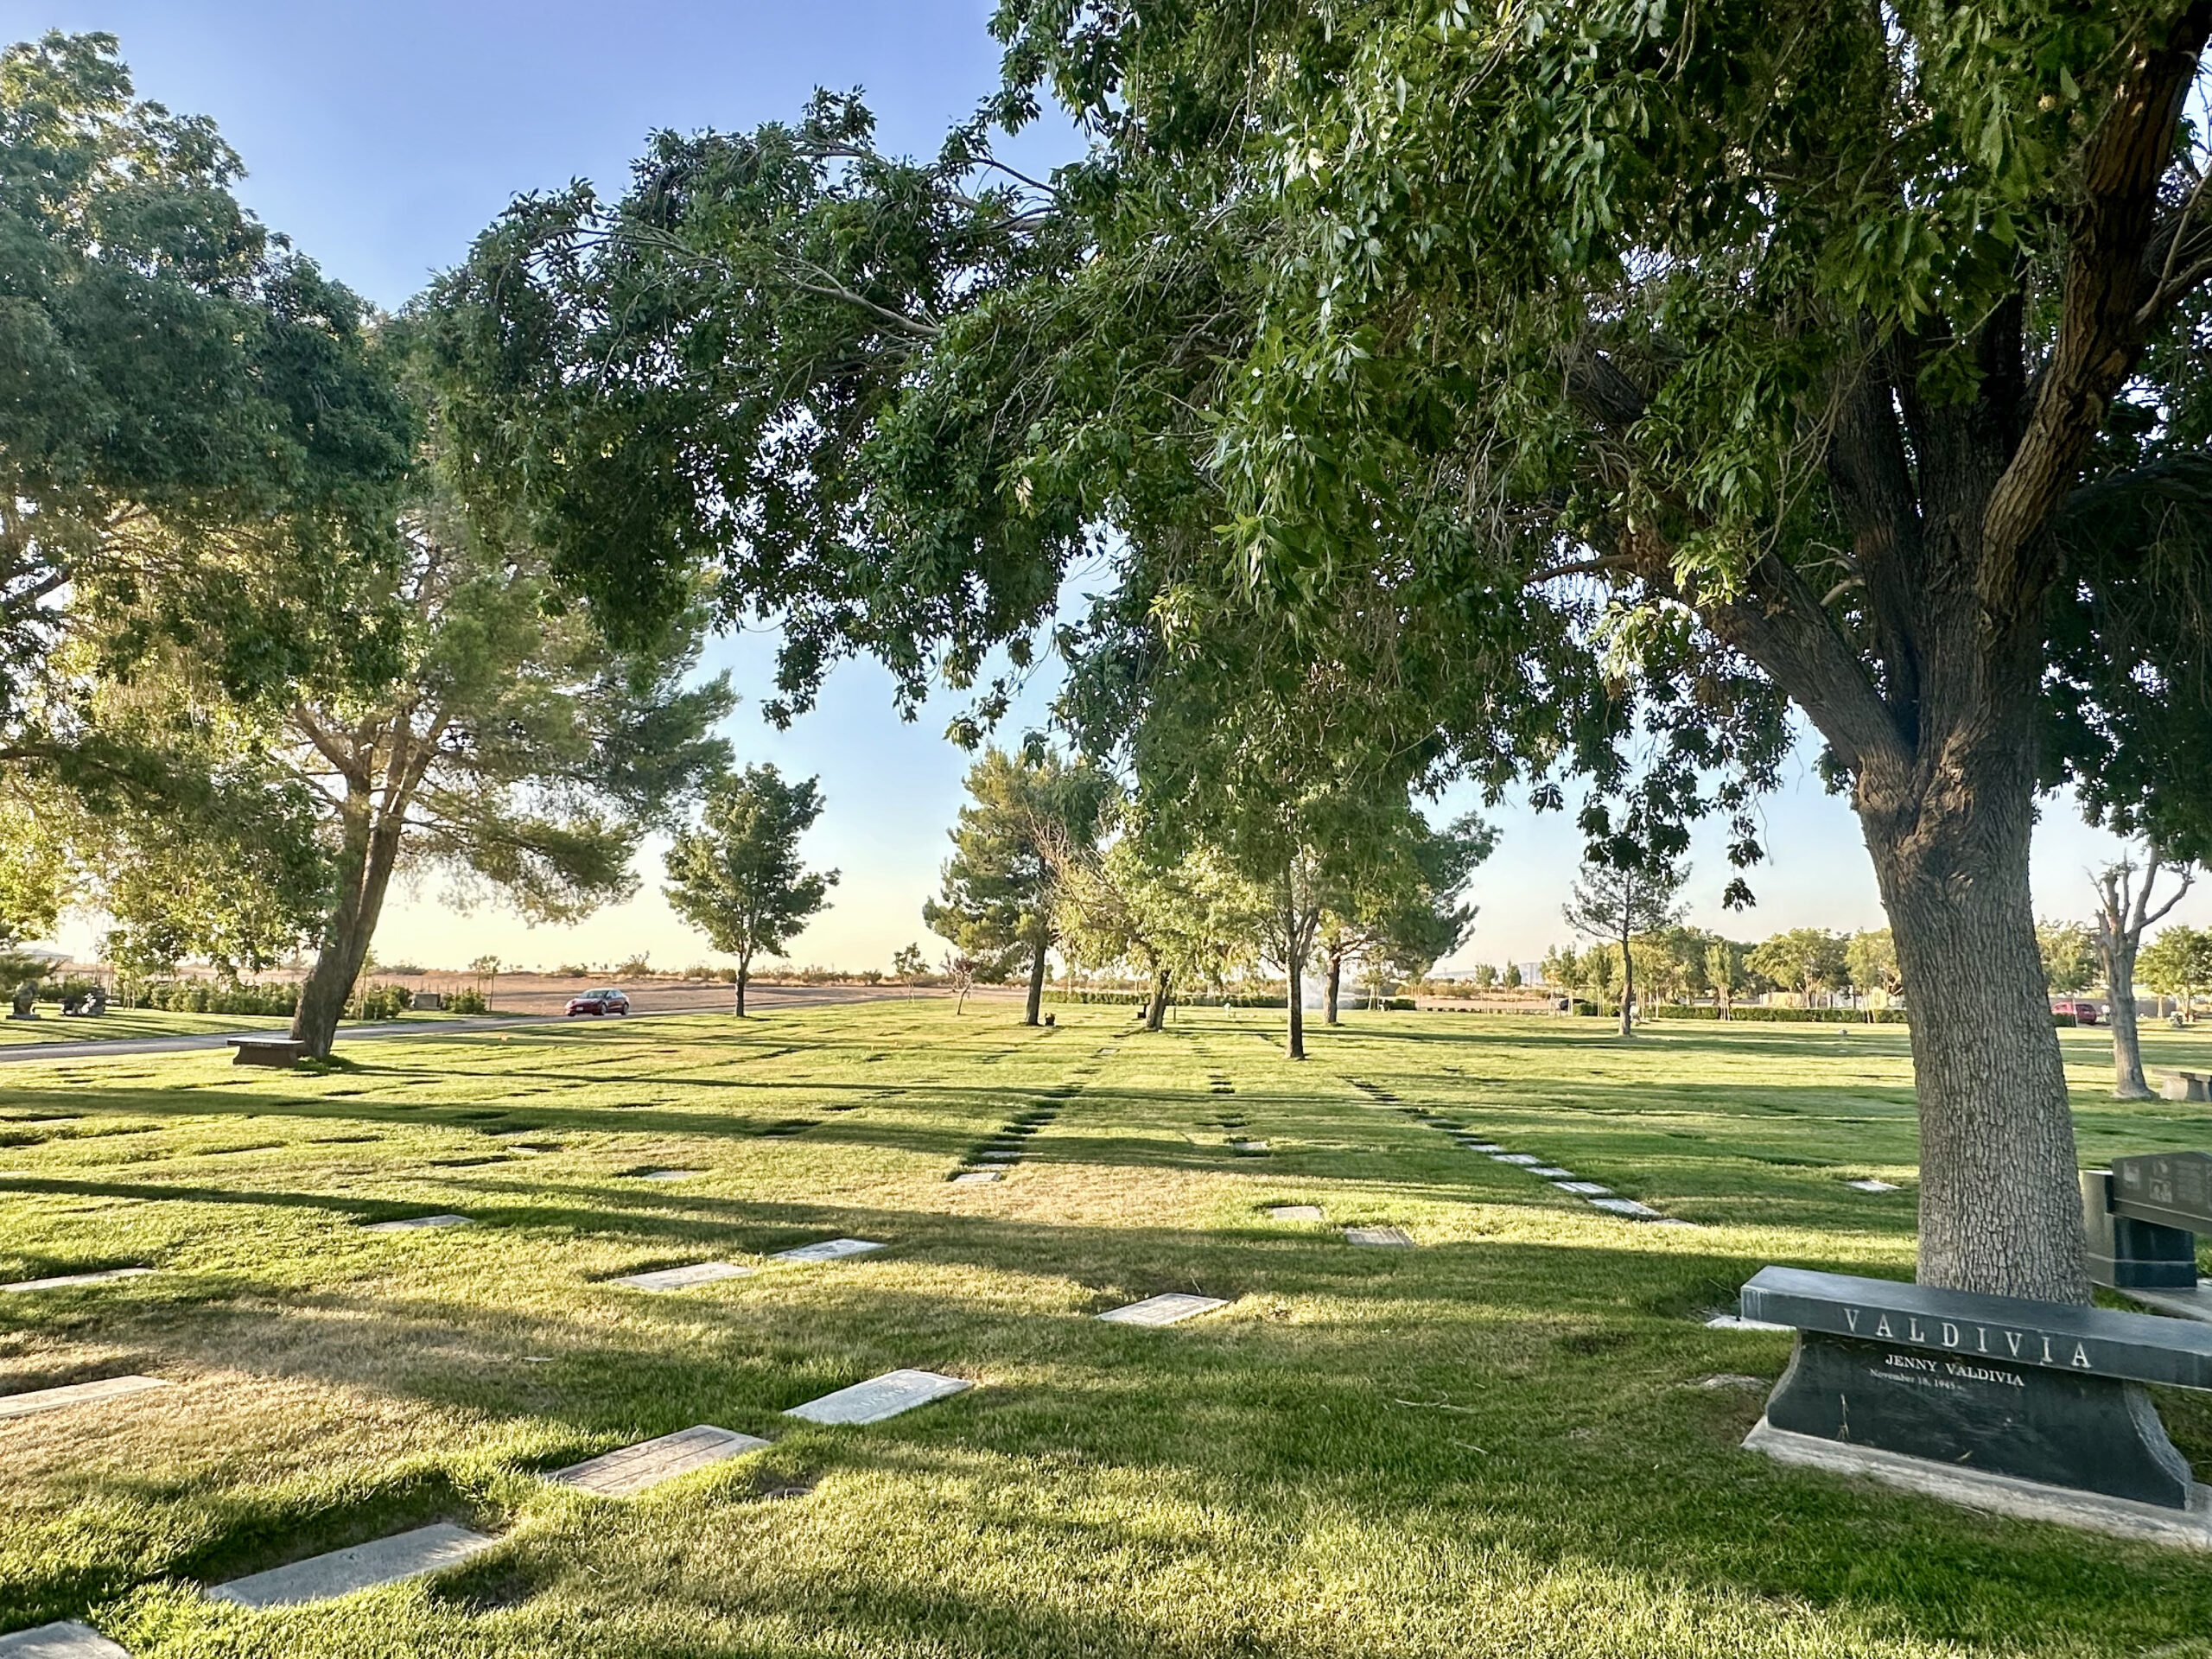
[
  {"xmin": 565, "ymin": 988, "xmax": 632, "ymax": 1017},
  {"xmin": 2054, "ymin": 999, "xmax": 2102, "ymax": 1025}
]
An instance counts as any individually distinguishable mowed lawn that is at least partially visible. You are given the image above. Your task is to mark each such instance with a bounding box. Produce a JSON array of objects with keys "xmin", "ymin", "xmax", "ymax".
[
  {"xmin": 0, "ymin": 1007, "xmax": 493, "ymax": 1047},
  {"xmin": 3, "ymin": 1006, "xmax": 2212, "ymax": 1657}
]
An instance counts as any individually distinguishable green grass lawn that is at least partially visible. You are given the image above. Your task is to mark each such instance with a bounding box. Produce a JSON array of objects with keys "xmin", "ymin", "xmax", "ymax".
[
  {"xmin": 0, "ymin": 1007, "xmax": 505, "ymax": 1046},
  {"xmin": 3, "ymin": 1005, "xmax": 2212, "ymax": 1656}
]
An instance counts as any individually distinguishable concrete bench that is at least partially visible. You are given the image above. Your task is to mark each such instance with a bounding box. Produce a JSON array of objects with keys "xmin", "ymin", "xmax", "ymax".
[
  {"xmin": 2162, "ymin": 1070, "xmax": 2211, "ymax": 1102},
  {"xmin": 1738, "ymin": 1264, "xmax": 2212, "ymax": 1530},
  {"xmin": 227, "ymin": 1037, "xmax": 307, "ymax": 1069}
]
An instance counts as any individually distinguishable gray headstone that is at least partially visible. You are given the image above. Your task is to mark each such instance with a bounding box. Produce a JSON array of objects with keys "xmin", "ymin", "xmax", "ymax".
[
  {"xmin": 208, "ymin": 1522, "xmax": 498, "ymax": 1608},
  {"xmin": 1847, "ymin": 1178, "xmax": 1900, "ymax": 1192},
  {"xmin": 1491, "ymin": 1154, "xmax": 1541, "ymax": 1166},
  {"xmin": 360, "ymin": 1214, "xmax": 472, "ymax": 1232},
  {"xmin": 1587, "ymin": 1197, "xmax": 1662, "ymax": 1218},
  {"xmin": 1096, "ymin": 1294, "xmax": 1228, "ymax": 1326},
  {"xmin": 1552, "ymin": 1180, "xmax": 1613, "ymax": 1196},
  {"xmin": 0, "ymin": 1622, "xmax": 130, "ymax": 1657},
  {"xmin": 770, "ymin": 1238, "xmax": 885, "ymax": 1263},
  {"xmin": 784, "ymin": 1368, "xmax": 972, "ymax": 1425},
  {"xmin": 950, "ymin": 1170, "xmax": 1001, "ymax": 1184},
  {"xmin": 549, "ymin": 1425, "xmax": 769, "ymax": 1497},
  {"xmin": 639, "ymin": 1169, "xmax": 700, "ymax": 1182},
  {"xmin": 1529, "ymin": 1166, "xmax": 1575, "ymax": 1179},
  {"xmin": 1269, "ymin": 1205, "xmax": 1325, "ymax": 1221},
  {"xmin": 2, "ymin": 1268, "xmax": 155, "ymax": 1294},
  {"xmin": 1344, "ymin": 1225, "xmax": 1414, "ymax": 1248},
  {"xmin": 0, "ymin": 1376, "xmax": 171, "ymax": 1421},
  {"xmin": 608, "ymin": 1262, "xmax": 754, "ymax": 1292}
]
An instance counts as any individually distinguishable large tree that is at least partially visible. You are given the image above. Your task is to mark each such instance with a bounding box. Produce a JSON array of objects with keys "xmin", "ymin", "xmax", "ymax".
[
  {"xmin": 925, "ymin": 748, "xmax": 1108, "ymax": 1026},
  {"xmin": 1563, "ymin": 853, "xmax": 1689, "ymax": 1039},
  {"xmin": 1315, "ymin": 811, "xmax": 1493, "ymax": 1025},
  {"xmin": 0, "ymin": 32, "xmax": 410, "ymax": 719},
  {"xmin": 270, "ymin": 468, "xmax": 730, "ymax": 1056},
  {"xmin": 438, "ymin": 3, "xmax": 2212, "ymax": 1300},
  {"xmin": 664, "ymin": 764, "xmax": 838, "ymax": 1016},
  {"xmin": 2090, "ymin": 852, "xmax": 2196, "ymax": 1095},
  {"xmin": 1048, "ymin": 803, "xmax": 1261, "ymax": 1031},
  {"xmin": 0, "ymin": 32, "xmax": 414, "ymax": 953}
]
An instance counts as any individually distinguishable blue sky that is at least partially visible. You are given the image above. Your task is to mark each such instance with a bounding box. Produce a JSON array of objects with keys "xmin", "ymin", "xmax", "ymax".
[{"xmin": 20, "ymin": 2, "xmax": 2208, "ymax": 973}]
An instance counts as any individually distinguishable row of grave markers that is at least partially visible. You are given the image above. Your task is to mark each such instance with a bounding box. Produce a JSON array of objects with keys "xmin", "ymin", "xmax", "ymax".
[
  {"xmin": 1, "ymin": 1051, "xmax": 1697, "ymax": 1649},
  {"xmin": 0, "ymin": 1234, "xmax": 980, "ymax": 1655}
]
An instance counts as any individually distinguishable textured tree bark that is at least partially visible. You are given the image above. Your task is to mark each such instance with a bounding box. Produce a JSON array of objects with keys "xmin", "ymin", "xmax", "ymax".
[
  {"xmin": 1286, "ymin": 948, "xmax": 1305, "ymax": 1058},
  {"xmin": 290, "ymin": 791, "xmax": 404, "ymax": 1059},
  {"xmin": 2107, "ymin": 950, "xmax": 2148, "ymax": 1097},
  {"xmin": 1144, "ymin": 968, "xmax": 1171, "ymax": 1032},
  {"xmin": 1325, "ymin": 950, "xmax": 1344, "ymax": 1025},
  {"xmin": 1024, "ymin": 942, "xmax": 1047, "ymax": 1026},
  {"xmin": 1617, "ymin": 930, "xmax": 1635, "ymax": 1039},
  {"xmin": 734, "ymin": 957, "xmax": 750, "ymax": 1018},
  {"xmin": 1857, "ymin": 752, "xmax": 2088, "ymax": 1302}
]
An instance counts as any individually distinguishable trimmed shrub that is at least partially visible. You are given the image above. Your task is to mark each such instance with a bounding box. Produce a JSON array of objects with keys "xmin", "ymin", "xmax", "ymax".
[{"xmin": 447, "ymin": 988, "xmax": 488, "ymax": 1015}]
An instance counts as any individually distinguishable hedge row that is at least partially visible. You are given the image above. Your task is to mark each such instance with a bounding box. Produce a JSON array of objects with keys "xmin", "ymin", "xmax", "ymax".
[{"xmin": 1647, "ymin": 1003, "xmax": 1909, "ymax": 1025}]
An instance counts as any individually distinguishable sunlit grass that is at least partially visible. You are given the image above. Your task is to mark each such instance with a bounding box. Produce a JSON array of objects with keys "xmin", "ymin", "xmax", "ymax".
[{"xmin": 3, "ymin": 1004, "xmax": 2210, "ymax": 1655}]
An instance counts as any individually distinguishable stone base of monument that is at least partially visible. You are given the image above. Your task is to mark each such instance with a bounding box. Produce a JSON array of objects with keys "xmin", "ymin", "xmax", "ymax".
[
  {"xmin": 1745, "ymin": 1419, "xmax": 2212, "ymax": 1548},
  {"xmin": 2118, "ymin": 1283, "xmax": 2212, "ymax": 1324}
]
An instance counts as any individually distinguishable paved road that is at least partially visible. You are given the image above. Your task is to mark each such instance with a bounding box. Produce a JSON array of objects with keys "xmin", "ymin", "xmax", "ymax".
[{"xmin": 0, "ymin": 982, "xmax": 938, "ymax": 1066}]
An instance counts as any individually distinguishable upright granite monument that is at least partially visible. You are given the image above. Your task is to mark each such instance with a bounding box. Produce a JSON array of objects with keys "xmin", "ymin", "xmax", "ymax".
[{"xmin": 1739, "ymin": 1264, "xmax": 2212, "ymax": 1544}]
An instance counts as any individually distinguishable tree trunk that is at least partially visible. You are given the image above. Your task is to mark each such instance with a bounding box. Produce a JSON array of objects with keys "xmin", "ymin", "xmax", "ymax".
[
  {"xmin": 290, "ymin": 790, "xmax": 404, "ymax": 1059},
  {"xmin": 1024, "ymin": 941, "xmax": 1048, "ymax": 1026},
  {"xmin": 1858, "ymin": 758, "xmax": 2088, "ymax": 1301},
  {"xmin": 1145, "ymin": 968, "xmax": 1170, "ymax": 1032},
  {"xmin": 1286, "ymin": 950, "xmax": 1306, "ymax": 1059},
  {"xmin": 734, "ymin": 958, "xmax": 749, "ymax": 1018},
  {"xmin": 1325, "ymin": 950, "xmax": 1344, "ymax": 1025},
  {"xmin": 2107, "ymin": 942, "xmax": 2148, "ymax": 1098},
  {"xmin": 1617, "ymin": 934, "xmax": 1634, "ymax": 1039}
]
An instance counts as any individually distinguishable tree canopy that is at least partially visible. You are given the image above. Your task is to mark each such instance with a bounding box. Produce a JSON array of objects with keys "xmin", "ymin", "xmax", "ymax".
[{"xmin": 434, "ymin": 0, "xmax": 2212, "ymax": 1300}]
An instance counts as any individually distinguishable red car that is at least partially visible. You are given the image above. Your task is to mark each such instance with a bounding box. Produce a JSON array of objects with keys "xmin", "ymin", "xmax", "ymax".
[
  {"xmin": 565, "ymin": 988, "xmax": 632, "ymax": 1017},
  {"xmin": 2054, "ymin": 999, "xmax": 2102, "ymax": 1026}
]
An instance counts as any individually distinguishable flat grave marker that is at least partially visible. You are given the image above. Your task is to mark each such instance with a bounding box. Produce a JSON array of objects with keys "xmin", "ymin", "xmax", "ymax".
[
  {"xmin": 639, "ymin": 1169, "xmax": 701, "ymax": 1182},
  {"xmin": 1269, "ymin": 1205, "xmax": 1325, "ymax": 1221},
  {"xmin": 549, "ymin": 1425, "xmax": 769, "ymax": 1497},
  {"xmin": 1847, "ymin": 1178, "xmax": 1900, "ymax": 1193},
  {"xmin": 1588, "ymin": 1197, "xmax": 1662, "ymax": 1219},
  {"xmin": 0, "ymin": 1376, "xmax": 171, "ymax": 1421},
  {"xmin": 1707, "ymin": 1311, "xmax": 1793, "ymax": 1332},
  {"xmin": 1491, "ymin": 1154, "xmax": 1541, "ymax": 1166},
  {"xmin": 1096, "ymin": 1294, "xmax": 1228, "ymax": 1327},
  {"xmin": 771, "ymin": 1237, "xmax": 886, "ymax": 1264},
  {"xmin": 609, "ymin": 1262, "xmax": 754, "ymax": 1292},
  {"xmin": 1230, "ymin": 1140, "xmax": 1270, "ymax": 1154},
  {"xmin": 785, "ymin": 1368, "xmax": 972, "ymax": 1425},
  {"xmin": 208, "ymin": 1522, "xmax": 498, "ymax": 1608},
  {"xmin": 950, "ymin": 1170, "xmax": 1002, "ymax": 1185},
  {"xmin": 359, "ymin": 1214, "xmax": 472, "ymax": 1232},
  {"xmin": 1344, "ymin": 1225, "xmax": 1414, "ymax": 1248},
  {"xmin": 1459, "ymin": 1141, "xmax": 1504, "ymax": 1153},
  {"xmin": 0, "ymin": 1621, "xmax": 131, "ymax": 1657},
  {"xmin": 2, "ymin": 1268, "xmax": 155, "ymax": 1294},
  {"xmin": 1530, "ymin": 1166, "xmax": 1576, "ymax": 1179},
  {"xmin": 1553, "ymin": 1180, "xmax": 1613, "ymax": 1197}
]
